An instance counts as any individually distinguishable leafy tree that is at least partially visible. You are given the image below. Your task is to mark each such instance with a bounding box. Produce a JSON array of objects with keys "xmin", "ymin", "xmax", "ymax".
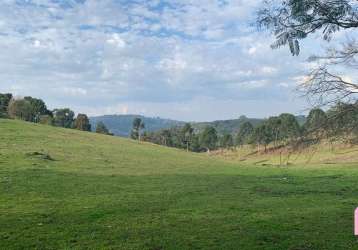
[
  {"xmin": 160, "ymin": 129, "xmax": 172, "ymax": 146},
  {"xmin": 252, "ymin": 122, "xmax": 273, "ymax": 151},
  {"xmin": 304, "ymin": 108, "xmax": 327, "ymax": 137},
  {"xmin": 7, "ymin": 98, "xmax": 33, "ymax": 121},
  {"xmin": 24, "ymin": 96, "xmax": 50, "ymax": 122},
  {"xmin": 258, "ymin": 0, "xmax": 358, "ymax": 105},
  {"xmin": 74, "ymin": 114, "xmax": 91, "ymax": 131},
  {"xmin": 220, "ymin": 133, "xmax": 234, "ymax": 149},
  {"xmin": 258, "ymin": 0, "xmax": 358, "ymax": 56},
  {"xmin": 266, "ymin": 116, "xmax": 282, "ymax": 146},
  {"xmin": 96, "ymin": 121, "xmax": 110, "ymax": 135},
  {"xmin": 131, "ymin": 118, "xmax": 145, "ymax": 141},
  {"xmin": 182, "ymin": 123, "xmax": 194, "ymax": 151},
  {"xmin": 326, "ymin": 102, "xmax": 358, "ymax": 137},
  {"xmin": 236, "ymin": 121, "xmax": 254, "ymax": 146},
  {"xmin": 278, "ymin": 113, "xmax": 301, "ymax": 141},
  {"xmin": 200, "ymin": 126, "xmax": 218, "ymax": 152},
  {"xmin": 0, "ymin": 93, "xmax": 12, "ymax": 118},
  {"xmin": 53, "ymin": 108, "xmax": 75, "ymax": 128},
  {"xmin": 190, "ymin": 134, "xmax": 202, "ymax": 152}
]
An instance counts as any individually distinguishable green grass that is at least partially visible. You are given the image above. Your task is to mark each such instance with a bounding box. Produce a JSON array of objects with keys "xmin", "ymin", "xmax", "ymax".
[{"xmin": 1, "ymin": 119, "xmax": 358, "ymax": 249}]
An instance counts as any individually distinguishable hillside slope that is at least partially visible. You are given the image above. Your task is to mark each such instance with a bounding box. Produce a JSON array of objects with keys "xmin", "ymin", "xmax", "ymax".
[
  {"xmin": 212, "ymin": 142, "xmax": 358, "ymax": 166},
  {"xmin": 1, "ymin": 119, "xmax": 358, "ymax": 249}
]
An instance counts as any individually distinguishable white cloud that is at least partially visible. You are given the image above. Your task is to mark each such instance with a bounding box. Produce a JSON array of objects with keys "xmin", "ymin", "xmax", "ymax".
[
  {"xmin": 261, "ymin": 66, "xmax": 278, "ymax": 75},
  {"xmin": 248, "ymin": 47, "xmax": 257, "ymax": 55},
  {"xmin": 106, "ymin": 34, "xmax": 126, "ymax": 49},
  {"xmin": 62, "ymin": 87, "xmax": 87, "ymax": 97},
  {"xmin": 0, "ymin": 0, "xmax": 350, "ymax": 120}
]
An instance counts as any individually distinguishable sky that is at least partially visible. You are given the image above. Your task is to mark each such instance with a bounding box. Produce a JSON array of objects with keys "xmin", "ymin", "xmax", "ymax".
[{"xmin": 0, "ymin": 0, "xmax": 355, "ymax": 121}]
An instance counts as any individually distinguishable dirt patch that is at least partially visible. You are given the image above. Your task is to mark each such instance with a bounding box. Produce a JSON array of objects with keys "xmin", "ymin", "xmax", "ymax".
[{"xmin": 25, "ymin": 152, "xmax": 55, "ymax": 161}]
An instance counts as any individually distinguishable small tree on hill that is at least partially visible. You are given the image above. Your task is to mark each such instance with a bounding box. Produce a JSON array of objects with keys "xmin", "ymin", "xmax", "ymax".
[
  {"xmin": 236, "ymin": 121, "xmax": 254, "ymax": 146},
  {"xmin": 200, "ymin": 126, "xmax": 218, "ymax": 153},
  {"xmin": 96, "ymin": 121, "xmax": 110, "ymax": 135},
  {"xmin": 220, "ymin": 133, "xmax": 234, "ymax": 149},
  {"xmin": 266, "ymin": 116, "xmax": 282, "ymax": 147},
  {"xmin": 304, "ymin": 108, "xmax": 328, "ymax": 138},
  {"xmin": 278, "ymin": 113, "xmax": 301, "ymax": 143},
  {"xmin": 74, "ymin": 114, "xmax": 91, "ymax": 131},
  {"xmin": 53, "ymin": 108, "xmax": 75, "ymax": 128},
  {"xmin": 326, "ymin": 102, "xmax": 358, "ymax": 139},
  {"xmin": 182, "ymin": 123, "xmax": 194, "ymax": 151},
  {"xmin": 0, "ymin": 93, "xmax": 12, "ymax": 118},
  {"xmin": 131, "ymin": 118, "xmax": 145, "ymax": 141},
  {"xmin": 160, "ymin": 129, "xmax": 172, "ymax": 146},
  {"xmin": 190, "ymin": 134, "xmax": 202, "ymax": 152},
  {"xmin": 24, "ymin": 96, "xmax": 50, "ymax": 123},
  {"xmin": 252, "ymin": 122, "xmax": 272, "ymax": 152},
  {"xmin": 8, "ymin": 98, "xmax": 33, "ymax": 121}
]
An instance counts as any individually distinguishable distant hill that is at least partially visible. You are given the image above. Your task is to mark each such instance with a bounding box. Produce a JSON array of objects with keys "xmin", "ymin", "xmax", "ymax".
[
  {"xmin": 90, "ymin": 114, "xmax": 306, "ymax": 137},
  {"xmin": 90, "ymin": 115, "xmax": 185, "ymax": 137}
]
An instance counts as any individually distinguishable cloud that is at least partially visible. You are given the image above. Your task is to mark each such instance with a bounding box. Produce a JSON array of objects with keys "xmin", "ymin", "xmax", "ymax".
[
  {"xmin": 106, "ymin": 34, "xmax": 126, "ymax": 49},
  {"xmin": 0, "ymin": 0, "xmax": 350, "ymax": 120}
]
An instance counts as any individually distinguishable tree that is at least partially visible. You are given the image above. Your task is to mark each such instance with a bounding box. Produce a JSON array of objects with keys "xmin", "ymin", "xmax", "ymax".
[
  {"xmin": 53, "ymin": 108, "xmax": 75, "ymax": 128},
  {"xmin": 266, "ymin": 116, "xmax": 282, "ymax": 146},
  {"xmin": 258, "ymin": 0, "xmax": 358, "ymax": 105},
  {"xmin": 258, "ymin": 0, "xmax": 358, "ymax": 56},
  {"xmin": 131, "ymin": 118, "xmax": 145, "ymax": 141},
  {"xmin": 278, "ymin": 113, "xmax": 301, "ymax": 141},
  {"xmin": 326, "ymin": 101, "xmax": 358, "ymax": 138},
  {"xmin": 252, "ymin": 122, "xmax": 273, "ymax": 152},
  {"xmin": 7, "ymin": 98, "xmax": 33, "ymax": 121},
  {"xmin": 96, "ymin": 121, "xmax": 110, "ymax": 135},
  {"xmin": 182, "ymin": 123, "xmax": 194, "ymax": 151},
  {"xmin": 220, "ymin": 133, "xmax": 234, "ymax": 149},
  {"xmin": 190, "ymin": 134, "xmax": 202, "ymax": 152},
  {"xmin": 160, "ymin": 129, "xmax": 172, "ymax": 146},
  {"xmin": 74, "ymin": 114, "xmax": 91, "ymax": 131},
  {"xmin": 236, "ymin": 121, "xmax": 254, "ymax": 146},
  {"xmin": 24, "ymin": 96, "xmax": 50, "ymax": 122},
  {"xmin": 200, "ymin": 126, "xmax": 218, "ymax": 152},
  {"xmin": 304, "ymin": 108, "xmax": 328, "ymax": 137},
  {"xmin": 0, "ymin": 93, "xmax": 12, "ymax": 118}
]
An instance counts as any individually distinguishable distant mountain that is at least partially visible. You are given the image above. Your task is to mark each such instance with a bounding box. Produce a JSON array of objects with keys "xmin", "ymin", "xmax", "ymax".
[
  {"xmin": 90, "ymin": 114, "xmax": 306, "ymax": 137},
  {"xmin": 90, "ymin": 115, "xmax": 185, "ymax": 137}
]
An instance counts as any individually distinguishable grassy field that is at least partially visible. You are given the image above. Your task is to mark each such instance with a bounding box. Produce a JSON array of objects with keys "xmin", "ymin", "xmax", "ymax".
[
  {"xmin": 212, "ymin": 142, "xmax": 358, "ymax": 166},
  {"xmin": 1, "ymin": 119, "xmax": 358, "ymax": 249}
]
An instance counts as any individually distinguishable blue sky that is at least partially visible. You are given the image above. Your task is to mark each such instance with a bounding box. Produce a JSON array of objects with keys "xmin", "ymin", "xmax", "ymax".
[{"xmin": 0, "ymin": 0, "xmax": 355, "ymax": 121}]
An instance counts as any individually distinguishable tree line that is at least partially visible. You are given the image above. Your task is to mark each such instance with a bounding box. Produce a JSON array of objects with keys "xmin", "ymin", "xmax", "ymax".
[
  {"xmin": 0, "ymin": 93, "xmax": 112, "ymax": 135},
  {"xmin": 2, "ymin": 93, "xmax": 357, "ymax": 152},
  {"xmin": 141, "ymin": 102, "xmax": 358, "ymax": 152}
]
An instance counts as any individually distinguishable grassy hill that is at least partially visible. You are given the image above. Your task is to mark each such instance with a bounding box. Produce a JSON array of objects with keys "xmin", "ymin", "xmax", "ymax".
[
  {"xmin": 1, "ymin": 119, "xmax": 358, "ymax": 249},
  {"xmin": 212, "ymin": 141, "xmax": 358, "ymax": 166}
]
